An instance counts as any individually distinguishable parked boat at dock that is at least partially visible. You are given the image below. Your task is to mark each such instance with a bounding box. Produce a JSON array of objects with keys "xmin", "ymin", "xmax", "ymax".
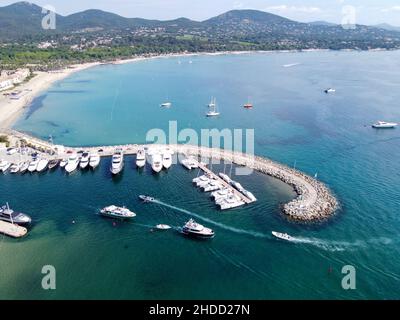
[
  {"xmin": 149, "ymin": 152, "xmax": 163, "ymax": 173},
  {"xmin": 65, "ymin": 154, "xmax": 79, "ymax": 173},
  {"xmin": 48, "ymin": 159, "xmax": 60, "ymax": 170},
  {"xmin": 181, "ymin": 157, "xmax": 198, "ymax": 170},
  {"xmin": 162, "ymin": 151, "xmax": 172, "ymax": 169},
  {"xmin": 79, "ymin": 152, "xmax": 90, "ymax": 169},
  {"xmin": 9, "ymin": 163, "xmax": 20, "ymax": 174},
  {"xmin": 28, "ymin": 158, "xmax": 39, "ymax": 172},
  {"xmin": 36, "ymin": 159, "xmax": 49, "ymax": 172},
  {"xmin": 100, "ymin": 205, "xmax": 136, "ymax": 219},
  {"xmin": 89, "ymin": 153, "xmax": 100, "ymax": 169},
  {"xmin": 110, "ymin": 149, "xmax": 124, "ymax": 175},
  {"xmin": 60, "ymin": 158, "xmax": 68, "ymax": 168},
  {"xmin": 19, "ymin": 161, "xmax": 30, "ymax": 174},
  {"xmin": 181, "ymin": 219, "xmax": 214, "ymax": 239},
  {"xmin": 136, "ymin": 147, "xmax": 146, "ymax": 168},
  {"xmin": 0, "ymin": 160, "xmax": 11, "ymax": 173}
]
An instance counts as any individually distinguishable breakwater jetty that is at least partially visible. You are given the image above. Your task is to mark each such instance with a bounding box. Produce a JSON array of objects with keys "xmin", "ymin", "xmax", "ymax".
[{"xmin": 1, "ymin": 129, "xmax": 338, "ymax": 222}]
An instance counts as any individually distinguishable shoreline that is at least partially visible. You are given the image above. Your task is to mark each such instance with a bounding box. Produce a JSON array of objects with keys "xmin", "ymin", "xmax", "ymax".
[{"xmin": 1, "ymin": 47, "xmax": 397, "ymax": 130}]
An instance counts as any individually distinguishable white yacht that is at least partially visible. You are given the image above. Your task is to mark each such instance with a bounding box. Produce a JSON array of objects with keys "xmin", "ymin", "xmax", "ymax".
[
  {"xmin": 149, "ymin": 152, "xmax": 163, "ymax": 173},
  {"xmin": 155, "ymin": 224, "xmax": 172, "ymax": 230},
  {"xmin": 79, "ymin": 152, "xmax": 90, "ymax": 169},
  {"xmin": 194, "ymin": 175, "xmax": 210, "ymax": 187},
  {"xmin": 110, "ymin": 149, "xmax": 124, "ymax": 175},
  {"xmin": 28, "ymin": 158, "xmax": 39, "ymax": 173},
  {"xmin": 231, "ymin": 181, "xmax": 245, "ymax": 193},
  {"xmin": 181, "ymin": 219, "xmax": 214, "ymax": 239},
  {"xmin": 89, "ymin": 153, "xmax": 100, "ymax": 169},
  {"xmin": 19, "ymin": 161, "xmax": 30, "ymax": 174},
  {"xmin": 243, "ymin": 190, "xmax": 257, "ymax": 202},
  {"xmin": 206, "ymin": 99, "xmax": 220, "ymax": 117},
  {"xmin": 218, "ymin": 194, "xmax": 245, "ymax": 210},
  {"xmin": 162, "ymin": 151, "xmax": 172, "ymax": 169},
  {"xmin": 160, "ymin": 102, "xmax": 172, "ymax": 108},
  {"xmin": 202, "ymin": 181, "xmax": 222, "ymax": 192},
  {"xmin": 100, "ymin": 205, "xmax": 136, "ymax": 220},
  {"xmin": 181, "ymin": 157, "xmax": 198, "ymax": 170},
  {"xmin": 0, "ymin": 160, "xmax": 11, "ymax": 173},
  {"xmin": 372, "ymin": 121, "xmax": 398, "ymax": 129},
  {"xmin": 136, "ymin": 147, "xmax": 146, "ymax": 168},
  {"xmin": 60, "ymin": 158, "xmax": 68, "ymax": 168},
  {"xmin": 324, "ymin": 88, "xmax": 336, "ymax": 93},
  {"xmin": 9, "ymin": 163, "xmax": 20, "ymax": 174},
  {"xmin": 272, "ymin": 231, "xmax": 295, "ymax": 242},
  {"xmin": 219, "ymin": 172, "xmax": 232, "ymax": 184},
  {"xmin": 36, "ymin": 159, "xmax": 49, "ymax": 172},
  {"xmin": 65, "ymin": 154, "xmax": 79, "ymax": 173}
]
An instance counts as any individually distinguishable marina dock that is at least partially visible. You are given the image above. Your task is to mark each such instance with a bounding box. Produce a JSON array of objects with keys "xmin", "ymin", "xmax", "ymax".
[
  {"xmin": 0, "ymin": 129, "xmax": 338, "ymax": 222},
  {"xmin": 0, "ymin": 220, "xmax": 27, "ymax": 238}
]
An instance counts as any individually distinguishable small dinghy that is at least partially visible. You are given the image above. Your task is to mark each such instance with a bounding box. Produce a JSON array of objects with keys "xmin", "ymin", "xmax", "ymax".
[{"xmin": 155, "ymin": 224, "xmax": 172, "ymax": 230}]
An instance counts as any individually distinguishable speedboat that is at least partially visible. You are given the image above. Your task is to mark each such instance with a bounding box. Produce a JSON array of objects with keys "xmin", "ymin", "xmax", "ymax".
[
  {"xmin": 19, "ymin": 161, "xmax": 30, "ymax": 174},
  {"xmin": 36, "ymin": 159, "xmax": 49, "ymax": 172},
  {"xmin": 100, "ymin": 205, "xmax": 136, "ymax": 219},
  {"xmin": 65, "ymin": 154, "xmax": 79, "ymax": 173},
  {"xmin": 0, "ymin": 203, "xmax": 32, "ymax": 226},
  {"xmin": 89, "ymin": 153, "xmax": 100, "ymax": 169},
  {"xmin": 28, "ymin": 158, "xmax": 39, "ymax": 173},
  {"xmin": 162, "ymin": 151, "xmax": 172, "ymax": 169},
  {"xmin": 160, "ymin": 102, "xmax": 172, "ymax": 108},
  {"xmin": 324, "ymin": 88, "xmax": 336, "ymax": 93},
  {"xmin": 372, "ymin": 121, "xmax": 398, "ymax": 129},
  {"xmin": 136, "ymin": 147, "xmax": 146, "ymax": 168},
  {"xmin": 139, "ymin": 195, "xmax": 155, "ymax": 203},
  {"xmin": 79, "ymin": 152, "xmax": 90, "ymax": 169},
  {"xmin": 0, "ymin": 160, "xmax": 11, "ymax": 173},
  {"xmin": 272, "ymin": 231, "xmax": 295, "ymax": 242},
  {"xmin": 9, "ymin": 163, "xmax": 20, "ymax": 174},
  {"xmin": 149, "ymin": 152, "xmax": 163, "ymax": 173},
  {"xmin": 60, "ymin": 159, "xmax": 68, "ymax": 168},
  {"xmin": 48, "ymin": 159, "xmax": 60, "ymax": 170},
  {"xmin": 181, "ymin": 219, "xmax": 214, "ymax": 239},
  {"xmin": 155, "ymin": 224, "xmax": 172, "ymax": 230},
  {"xmin": 110, "ymin": 149, "xmax": 124, "ymax": 175}
]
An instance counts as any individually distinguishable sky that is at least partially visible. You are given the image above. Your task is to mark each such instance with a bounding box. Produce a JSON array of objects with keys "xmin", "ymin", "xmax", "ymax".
[{"xmin": 1, "ymin": 0, "xmax": 400, "ymax": 26}]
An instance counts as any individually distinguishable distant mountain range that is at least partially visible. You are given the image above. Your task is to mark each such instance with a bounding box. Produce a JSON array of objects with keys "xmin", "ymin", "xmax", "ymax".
[{"xmin": 1, "ymin": 1, "xmax": 400, "ymax": 51}]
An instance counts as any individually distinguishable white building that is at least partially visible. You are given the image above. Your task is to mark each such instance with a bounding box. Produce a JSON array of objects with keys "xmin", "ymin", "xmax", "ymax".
[{"xmin": 0, "ymin": 69, "xmax": 30, "ymax": 91}]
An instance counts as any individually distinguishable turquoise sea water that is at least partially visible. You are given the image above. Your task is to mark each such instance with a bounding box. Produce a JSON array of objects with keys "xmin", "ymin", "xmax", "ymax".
[{"xmin": 1, "ymin": 51, "xmax": 400, "ymax": 299}]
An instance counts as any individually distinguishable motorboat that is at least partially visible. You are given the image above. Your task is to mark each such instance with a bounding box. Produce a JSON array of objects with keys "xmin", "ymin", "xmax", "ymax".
[
  {"xmin": 136, "ymin": 147, "xmax": 146, "ymax": 168},
  {"xmin": 160, "ymin": 102, "xmax": 172, "ymax": 108},
  {"xmin": 89, "ymin": 153, "xmax": 100, "ymax": 169},
  {"xmin": 218, "ymin": 194, "xmax": 245, "ymax": 210},
  {"xmin": 48, "ymin": 159, "xmax": 60, "ymax": 170},
  {"xmin": 36, "ymin": 159, "xmax": 49, "ymax": 172},
  {"xmin": 231, "ymin": 181, "xmax": 245, "ymax": 193},
  {"xmin": 28, "ymin": 158, "xmax": 39, "ymax": 173},
  {"xmin": 242, "ymin": 190, "xmax": 257, "ymax": 202},
  {"xmin": 324, "ymin": 88, "xmax": 336, "ymax": 93},
  {"xmin": 181, "ymin": 157, "xmax": 198, "ymax": 170},
  {"xmin": 0, "ymin": 160, "xmax": 11, "ymax": 173},
  {"xmin": 372, "ymin": 121, "xmax": 398, "ymax": 129},
  {"xmin": 206, "ymin": 98, "xmax": 220, "ymax": 117},
  {"xmin": 60, "ymin": 159, "xmax": 68, "ymax": 168},
  {"xmin": 110, "ymin": 149, "xmax": 124, "ymax": 175},
  {"xmin": 9, "ymin": 163, "xmax": 20, "ymax": 174},
  {"xmin": 194, "ymin": 175, "xmax": 210, "ymax": 187},
  {"xmin": 219, "ymin": 172, "xmax": 232, "ymax": 184},
  {"xmin": 100, "ymin": 205, "xmax": 136, "ymax": 219},
  {"xmin": 272, "ymin": 231, "xmax": 295, "ymax": 242},
  {"xmin": 65, "ymin": 154, "xmax": 79, "ymax": 173},
  {"xmin": 155, "ymin": 224, "xmax": 172, "ymax": 230},
  {"xmin": 139, "ymin": 195, "xmax": 155, "ymax": 203},
  {"xmin": 79, "ymin": 152, "xmax": 90, "ymax": 169},
  {"xmin": 162, "ymin": 151, "xmax": 172, "ymax": 169},
  {"xmin": 181, "ymin": 219, "xmax": 214, "ymax": 239},
  {"xmin": 0, "ymin": 203, "xmax": 32, "ymax": 226},
  {"xmin": 19, "ymin": 161, "xmax": 30, "ymax": 174},
  {"xmin": 211, "ymin": 188, "xmax": 230, "ymax": 200},
  {"xmin": 149, "ymin": 152, "xmax": 163, "ymax": 173},
  {"xmin": 202, "ymin": 181, "xmax": 222, "ymax": 192}
]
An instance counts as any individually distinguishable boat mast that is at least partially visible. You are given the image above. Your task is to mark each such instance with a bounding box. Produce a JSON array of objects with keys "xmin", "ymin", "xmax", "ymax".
[{"xmin": 6, "ymin": 202, "xmax": 14, "ymax": 225}]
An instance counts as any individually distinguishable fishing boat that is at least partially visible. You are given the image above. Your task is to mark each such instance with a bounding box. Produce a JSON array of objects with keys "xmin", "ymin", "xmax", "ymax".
[
  {"xmin": 89, "ymin": 153, "xmax": 100, "ymax": 169},
  {"xmin": 79, "ymin": 152, "xmax": 90, "ymax": 169},
  {"xmin": 100, "ymin": 205, "xmax": 136, "ymax": 220},
  {"xmin": 155, "ymin": 224, "xmax": 172, "ymax": 230},
  {"xmin": 65, "ymin": 154, "xmax": 79, "ymax": 173},
  {"xmin": 372, "ymin": 121, "xmax": 398, "ymax": 129},
  {"xmin": 136, "ymin": 147, "xmax": 146, "ymax": 168},
  {"xmin": 110, "ymin": 149, "xmax": 124, "ymax": 175},
  {"xmin": 272, "ymin": 231, "xmax": 295, "ymax": 241},
  {"xmin": 48, "ymin": 159, "xmax": 60, "ymax": 170},
  {"xmin": 139, "ymin": 195, "xmax": 155, "ymax": 203},
  {"xmin": 36, "ymin": 159, "xmax": 49, "ymax": 172},
  {"xmin": 181, "ymin": 219, "xmax": 214, "ymax": 239},
  {"xmin": 0, "ymin": 203, "xmax": 32, "ymax": 226},
  {"xmin": 206, "ymin": 98, "xmax": 220, "ymax": 117}
]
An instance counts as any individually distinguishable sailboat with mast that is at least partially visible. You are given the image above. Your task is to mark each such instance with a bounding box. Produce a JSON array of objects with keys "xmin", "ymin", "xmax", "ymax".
[{"xmin": 206, "ymin": 97, "xmax": 220, "ymax": 117}]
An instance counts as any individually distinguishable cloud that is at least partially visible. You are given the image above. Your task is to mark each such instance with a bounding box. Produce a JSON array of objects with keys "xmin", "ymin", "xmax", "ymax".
[{"xmin": 264, "ymin": 5, "xmax": 321, "ymax": 13}]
